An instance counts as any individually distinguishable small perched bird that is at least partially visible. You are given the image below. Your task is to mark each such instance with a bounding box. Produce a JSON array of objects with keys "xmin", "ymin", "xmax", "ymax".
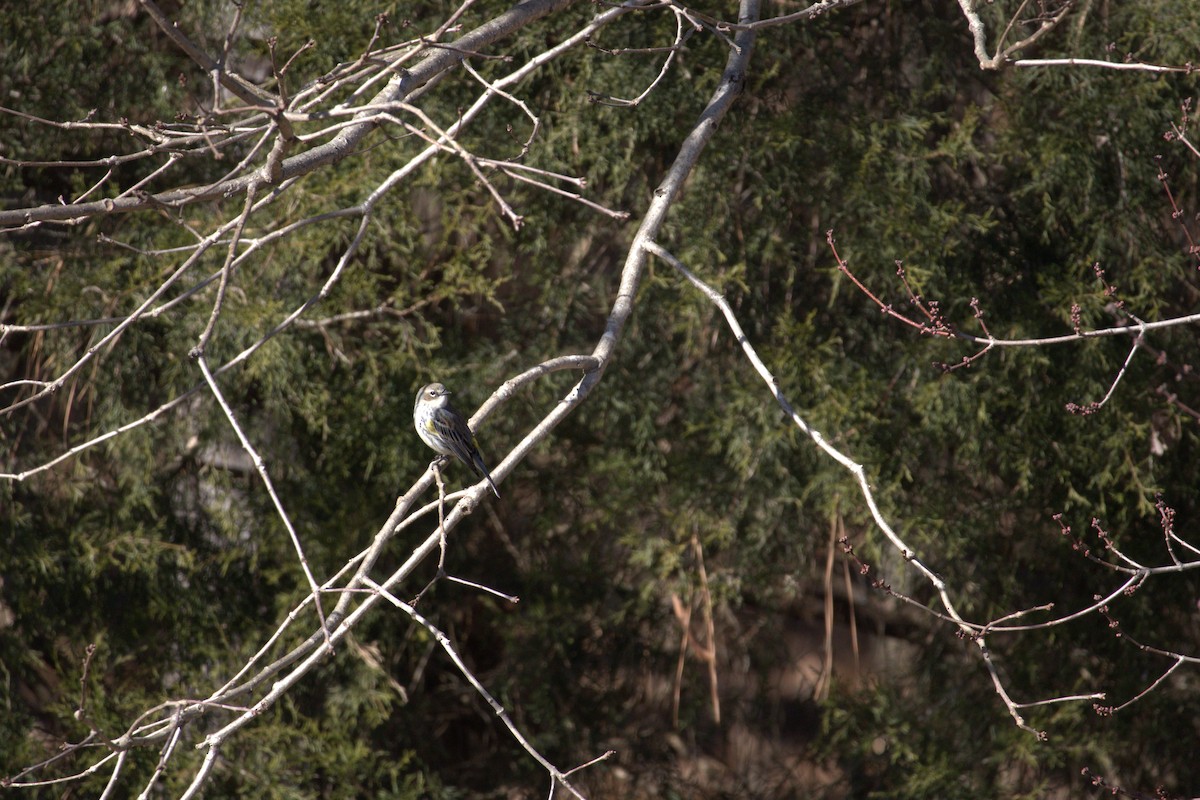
[{"xmin": 413, "ymin": 382, "xmax": 500, "ymax": 497}]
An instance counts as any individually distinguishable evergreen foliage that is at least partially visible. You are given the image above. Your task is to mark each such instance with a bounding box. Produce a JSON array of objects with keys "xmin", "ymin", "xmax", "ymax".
[{"xmin": 2, "ymin": 0, "xmax": 1199, "ymax": 797}]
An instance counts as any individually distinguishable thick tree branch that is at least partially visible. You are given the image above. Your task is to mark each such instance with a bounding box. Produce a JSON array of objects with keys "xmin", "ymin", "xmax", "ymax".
[{"xmin": 0, "ymin": 0, "xmax": 579, "ymax": 228}]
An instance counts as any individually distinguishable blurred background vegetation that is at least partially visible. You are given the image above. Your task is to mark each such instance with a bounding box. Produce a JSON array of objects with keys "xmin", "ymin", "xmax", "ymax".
[{"xmin": 2, "ymin": 0, "xmax": 1199, "ymax": 797}]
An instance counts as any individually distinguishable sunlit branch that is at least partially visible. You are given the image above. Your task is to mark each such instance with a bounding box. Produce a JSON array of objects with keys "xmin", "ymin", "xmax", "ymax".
[
  {"xmin": 644, "ymin": 239, "xmax": 1066, "ymax": 737},
  {"xmin": 368, "ymin": 578, "xmax": 597, "ymax": 800},
  {"xmin": 1014, "ymin": 57, "xmax": 1195, "ymax": 74}
]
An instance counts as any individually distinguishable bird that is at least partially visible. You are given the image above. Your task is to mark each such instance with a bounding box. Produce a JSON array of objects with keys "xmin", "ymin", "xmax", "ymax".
[{"xmin": 413, "ymin": 382, "xmax": 500, "ymax": 497}]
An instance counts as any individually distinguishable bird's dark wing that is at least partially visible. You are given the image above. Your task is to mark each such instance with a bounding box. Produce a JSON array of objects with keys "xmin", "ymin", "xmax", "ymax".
[{"xmin": 431, "ymin": 409, "xmax": 482, "ymax": 475}]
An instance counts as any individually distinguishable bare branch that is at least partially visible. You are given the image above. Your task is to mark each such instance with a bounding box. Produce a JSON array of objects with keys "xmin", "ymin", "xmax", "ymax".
[
  {"xmin": 368, "ymin": 578, "xmax": 594, "ymax": 799},
  {"xmin": 0, "ymin": 0, "xmax": 580, "ymax": 228},
  {"xmin": 1014, "ymin": 57, "xmax": 1195, "ymax": 73},
  {"xmin": 643, "ymin": 239, "xmax": 1073, "ymax": 737},
  {"xmin": 137, "ymin": 0, "xmax": 278, "ymax": 111}
]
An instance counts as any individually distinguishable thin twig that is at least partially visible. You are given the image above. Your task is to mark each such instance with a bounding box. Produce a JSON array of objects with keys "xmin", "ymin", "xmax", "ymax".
[
  {"xmin": 644, "ymin": 239, "xmax": 1054, "ymax": 737},
  {"xmin": 367, "ymin": 578, "xmax": 594, "ymax": 800},
  {"xmin": 195, "ymin": 355, "xmax": 332, "ymax": 647}
]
